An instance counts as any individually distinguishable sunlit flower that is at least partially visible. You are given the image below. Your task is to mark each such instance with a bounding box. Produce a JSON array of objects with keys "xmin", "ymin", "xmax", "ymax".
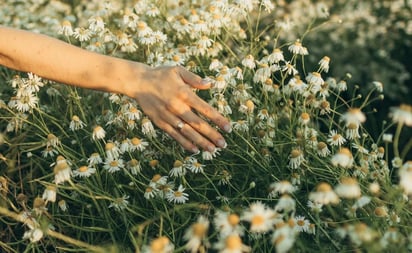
[
  {"xmin": 241, "ymin": 201, "xmax": 276, "ymax": 233},
  {"xmin": 72, "ymin": 165, "xmax": 96, "ymax": 178},
  {"xmin": 390, "ymin": 104, "xmax": 412, "ymax": 127},
  {"xmin": 184, "ymin": 216, "xmax": 209, "ymax": 253},
  {"xmin": 306, "ymin": 72, "xmax": 324, "ymax": 90},
  {"xmin": 202, "ymin": 148, "xmax": 221, "ymax": 161},
  {"xmin": 309, "ymin": 182, "xmax": 339, "ymax": 205},
  {"xmin": 14, "ymin": 92, "xmax": 39, "ymax": 112},
  {"xmin": 331, "ymin": 148, "xmax": 354, "ymax": 168},
  {"xmin": 214, "ymin": 211, "xmax": 244, "ymax": 237},
  {"xmin": 282, "ymin": 62, "xmax": 298, "ymax": 76},
  {"xmin": 108, "ymin": 195, "xmax": 130, "ymax": 211},
  {"xmin": 307, "ymin": 200, "xmax": 323, "ymax": 213},
  {"xmin": 334, "ymin": 177, "xmax": 361, "ymax": 199},
  {"xmin": 327, "ymin": 130, "xmax": 346, "ymax": 146},
  {"xmin": 144, "ymin": 187, "xmax": 158, "ymax": 200},
  {"xmin": 186, "ymin": 158, "xmax": 205, "ymax": 174},
  {"xmin": 166, "ymin": 184, "xmax": 189, "ymax": 204}
]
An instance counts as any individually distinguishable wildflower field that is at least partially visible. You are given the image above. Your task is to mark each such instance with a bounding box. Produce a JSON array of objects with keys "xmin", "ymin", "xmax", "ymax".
[{"xmin": 1, "ymin": 0, "xmax": 412, "ymax": 252}]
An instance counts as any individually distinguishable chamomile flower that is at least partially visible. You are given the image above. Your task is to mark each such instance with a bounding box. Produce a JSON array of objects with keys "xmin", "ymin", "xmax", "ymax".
[
  {"xmin": 108, "ymin": 195, "xmax": 130, "ymax": 211},
  {"xmin": 316, "ymin": 142, "xmax": 331, "ymax": 157},
  {"xmin": 289, "ymin": 149, "xmax": 305, "ymax": 169},
  {"xmin": 69, "ymin": 115, "xmax": 86, "ymax": 131},
  {"xmin": 214, "ymin": 233, "xmax": 250, "ymax": 253},
  {"xmin": 334, "ymin": 177, "xmax": 361, "ymax": 199},
  {"xmin": 331, "ymin": 148, "xmax": 354, "ymax": 168},
  {"xmin": 105, "ymin": 142, "xmax": 121, "ymax": 160},
  {"xmin": 275, "ymin": 194, "xmax": 296, "ymax": 213},
  {"xmin": 58, "ymin": 20, "xmax": 74, "ymax": 36},
  {"xmin": 341, "ymin": 108, "xmax": 366, "ymax": 127},
  {"xmin": 268, "ymin": 180, "xmax": 296, "ymax": 198},
  {"xmin": 42, "ymin": 185, "xmax": 56, "ymax": 203},
  {"xmin": 129, "ymin": 137, "xmax": 149, "ymax": 152},
  {"xmin": 184, "ymin": 216, "xmax": 209, "ymax": 253},
  {"xmin": 53, "ymin": 158, "xmax": 71, "ymax": 185},
  {"xmin": 87, "ymin": 152, "xmax": 102, "ymax": 166},
  {"xmin": 73, "ymin": 27, "xmax": 93, "ymax": 42},
  {"xmin": 232, "ymin": 120, "xmax": 249, "ymax": 133},
  {"xmin": 266, "ymin": 48, "xmax": 284, "ymax": 63},
  {"xmin": 345, "ymin": 123, "xmax": 361, "ymax": 140},
  {"xmin": 293, "ymin": 215, "xmax": 311, "ymax": 233},
  {"xmin": 241, "ymin": 54, "xmax": 256, "ymax": 69},
  {"xmin": 126, "ymin": 159, "xmax": 141, "ymax": 175},
  {"xmin": 186, "ymin": 158, "xmax": 205, "ymax": 174},
  {"xmin": 141, "ymin": 118, "xmax": 157, "ymax": 138},
  {"xmin": 202, "ymin": 148, "xmax": 221, "ymax": 160},
  {"xmin": 288, "ymin": 40, "xmax": 308, "ymax": 55},
  {"xmin": 272, "ymin": 222, "xmax": 296, "ymax": 253},
  {"xmin": 318, "ymin": 56, "xmax": 330, "ymax": 73},
  {"xmin": 143, "ymin": 236, "xmax": 174, "ymax": 253},
  {"xmin": 166, "ymin": 184, "xmax": 189, "ymax": 204},
  {"xmin": 92, "ymin": 125, "xmax": 106, "ymax": 140},
  {"xmin": 103, "ymin": 158, "xmax": 125, "ymax": 173},
  {"xmin": 389, "ymin": 104, "xmax": 412, "ymax": 127},
  {"xmin": 241, "ymin": 201, "xmax": 276, "ymax": 233},
  {"xmin": 23, "ymin": 228, "xmax": 43, "ymax": 243},
  {"xmin": 72, "ymin": 165, "xmax": 96, "ymax": 178},
  {"xmin": 169, "ymin": 160, "xmax": 186, "ymax": 177},
  {"xmin": 214, "ymin": 211, "xmax": 244, "ymax": 237},
  {"xmin": 309, "ymin": 182, "xmax": 339, "ymax": 205},
  {"xmin": 327, "ymin": 130, "xmax": 346, "ymax": 146}
]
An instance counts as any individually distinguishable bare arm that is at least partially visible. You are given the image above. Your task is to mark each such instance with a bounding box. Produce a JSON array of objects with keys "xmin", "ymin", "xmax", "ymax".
[{"xmin": 0, "ymin": 26, "xmax": 230, "ymax": 152}]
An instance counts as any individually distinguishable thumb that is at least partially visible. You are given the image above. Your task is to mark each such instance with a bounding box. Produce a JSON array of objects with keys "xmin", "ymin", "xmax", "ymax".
[{"xmin": 178, "ymin": 67, "xmax": 211, "ymax": 90}]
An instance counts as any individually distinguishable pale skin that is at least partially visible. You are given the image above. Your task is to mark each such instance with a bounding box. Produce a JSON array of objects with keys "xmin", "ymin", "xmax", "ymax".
[{"xmin": 0, "ymin": 26, "xmax": 231, "ymax": 153}]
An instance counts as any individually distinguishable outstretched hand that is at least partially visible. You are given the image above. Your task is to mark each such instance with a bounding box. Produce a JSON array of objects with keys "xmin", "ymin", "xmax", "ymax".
[{"xmin": 130, "ymin": 65, "xmax": 231, "ymax": 153}]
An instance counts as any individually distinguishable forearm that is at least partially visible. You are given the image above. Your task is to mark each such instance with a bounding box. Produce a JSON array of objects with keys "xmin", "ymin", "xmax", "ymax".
[{"xmin": 0, "ymin": 26, "xmax": 147, "ymax": 97}]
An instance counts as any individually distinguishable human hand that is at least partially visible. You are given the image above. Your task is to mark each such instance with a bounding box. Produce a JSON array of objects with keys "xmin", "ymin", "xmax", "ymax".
[{"xmin": 128, "ymin": 65, "xmax": 231, "ymax": 153}]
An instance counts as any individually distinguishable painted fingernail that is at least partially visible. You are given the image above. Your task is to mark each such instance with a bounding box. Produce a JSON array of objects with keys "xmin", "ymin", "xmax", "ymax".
[
  {"xmin": 217, "ymin": 139, "xmax": 227, "ymax": 148},
  {"xmin": 223, "ymin": 124, "xmax": 232, "ymax": 133}
]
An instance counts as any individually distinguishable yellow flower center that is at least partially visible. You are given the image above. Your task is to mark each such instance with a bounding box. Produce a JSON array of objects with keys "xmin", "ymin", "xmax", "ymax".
[
  {"xmin": 79, "ymin": 166, "xmax": 88, "ymax": 173},
  {"xmin": 228, "ymin": 214, "xmax": 240, "ymax": 226},
  {"xmin": 225, "ymin": 234, "xmax": 242, "ymax": 250},
  {"xmin": 251, "ymin": 215, "xmax": 265, "ymax": 226}
]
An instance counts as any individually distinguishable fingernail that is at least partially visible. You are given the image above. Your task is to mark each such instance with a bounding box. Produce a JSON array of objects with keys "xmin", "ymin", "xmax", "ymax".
[
  {"xmin": 217, "ymin": 139, "xmax": 227, "ymax": 148},
  {"xmin": 201, "ymin": 77, "xmax": 212, "ymax": 85},
  {"xmin": 223, "ymin": 124, "xmax": 232, "ymax": 133},
  {"xmin": 192, "ymin": 147, "xmax": 200, "ymax": 154},
  {"xmin": 207, "ymin": 145, "xmax": 216, "ymax": 152}
]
